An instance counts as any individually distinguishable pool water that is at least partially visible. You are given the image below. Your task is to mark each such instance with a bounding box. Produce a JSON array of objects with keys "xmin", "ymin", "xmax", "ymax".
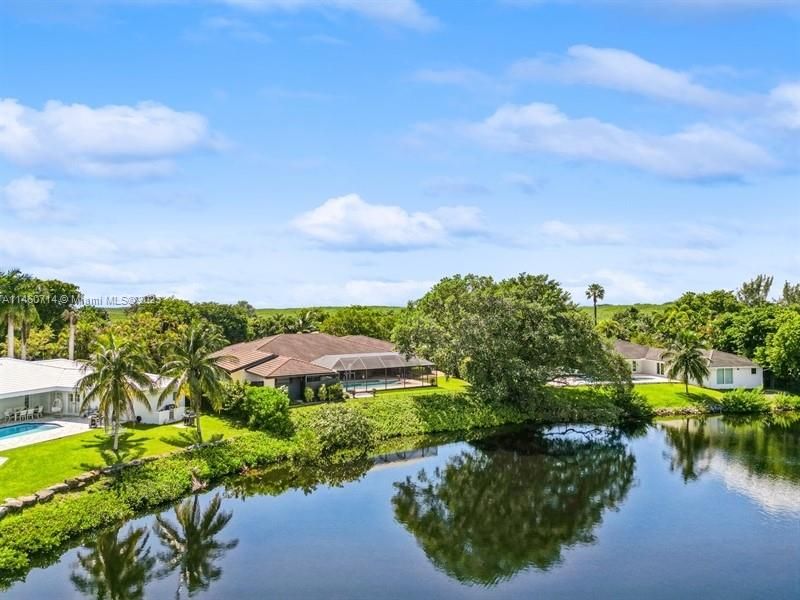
[
  {"xmin": 0, "ymin": 422, "xmax": 59, "ymax": 440},
  {"xmin": 343, "ymin": 378, "xmax": 400, "ymax": 388}
]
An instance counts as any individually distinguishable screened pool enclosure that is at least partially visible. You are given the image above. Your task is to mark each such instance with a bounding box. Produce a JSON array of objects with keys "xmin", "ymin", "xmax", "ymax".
[{"xmin": 311, "ymin": 352, "xmax": 437, "ymax": 394}]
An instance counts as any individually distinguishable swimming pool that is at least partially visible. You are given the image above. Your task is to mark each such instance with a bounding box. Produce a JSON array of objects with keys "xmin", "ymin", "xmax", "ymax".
[
  {"xmin": 0, "ymin": 422, "xmax": 59, "ymax": 440},
  {"xmin": 343, "ymin": 378, "xmax": 401, "ymax": 389}
]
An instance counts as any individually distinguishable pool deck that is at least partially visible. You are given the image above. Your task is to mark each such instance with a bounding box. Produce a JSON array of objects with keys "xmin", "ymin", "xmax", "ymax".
[{"xmin": 0, "ymin": 418, "xmax": 90, "ymax": 452}]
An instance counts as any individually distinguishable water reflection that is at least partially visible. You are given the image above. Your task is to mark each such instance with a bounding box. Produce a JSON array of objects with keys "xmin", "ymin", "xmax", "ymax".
[
  {"xmin": 661, "ymin": 414, "xmax": 800, "ymax": 516},
  {"xmin": 70, "ymin": 526, "xmax": 156, "ymax": 600},
  {"xmin": 391, "ymin": 428, "xmax": 636, "ymax": 586},
  {"xmin": 153, "ymin": 494, "xmax": 238, "ymax": 599}
]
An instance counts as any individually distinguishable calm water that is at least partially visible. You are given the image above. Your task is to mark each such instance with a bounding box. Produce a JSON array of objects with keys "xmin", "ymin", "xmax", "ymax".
[{"xmin": 6, "ymin": 415, "xmax": 800, "ymax": 599}]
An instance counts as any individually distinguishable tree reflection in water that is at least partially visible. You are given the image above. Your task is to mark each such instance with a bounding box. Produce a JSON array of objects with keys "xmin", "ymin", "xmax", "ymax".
[
  {"xmin": 662, "ymin": 418, "xmax": 713, "ymax": 482},
  {"xmin": 153, "ymin": 494, "xmax": 238, "ymax": 599},
  {"xmin": 70, "ymin": 525, "xmax": 156, "ymax": 600},
  {"xmin": 391, "ymin": 428, "xmax": 636, "ymax": 586}
]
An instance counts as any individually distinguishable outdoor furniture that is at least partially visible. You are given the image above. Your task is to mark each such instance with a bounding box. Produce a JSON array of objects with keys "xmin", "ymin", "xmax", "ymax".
[
  {"xmin": 183, "ymin": 413, "xmax": 196, "ymax": 427},
  {"xmin": 3, "ymin": 409, "xmax": 12, "ymax": 423}
]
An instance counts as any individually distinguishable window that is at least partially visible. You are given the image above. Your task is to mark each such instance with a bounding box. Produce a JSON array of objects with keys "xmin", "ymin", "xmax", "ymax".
[
  {"xmin": 716, "ymin": 368, "xmax": 733, "ymax": 385},
  {"xmin": 631, "ymin": 361, "xmax": 637, "ymax": 372},
  {"xmin": 656, "ymin": 362, "xmax": 664, "ymax": 376},
  {"xmin": 751, "ymin": 368, "xmax": 757, "ymax": 375},
  {"xmin": 249, "ymin": 380, "xmax": 264, "ymax": 387}
]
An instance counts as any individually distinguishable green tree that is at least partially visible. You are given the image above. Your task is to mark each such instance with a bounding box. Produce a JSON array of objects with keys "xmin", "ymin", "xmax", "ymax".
[
  {"xmin": 780, "ymin": 281, "xmax": 800, "ymax": 305},
  {"xmin": 70, "ymin": 526, "xmax": 156, "ymax": 600},
  {"xmin": 195, "ymin": 302, "xmax": 251, "ymax": 344},
  {"xmin": 159, "ymin": 324, "xmax": 231, "ymax": 443},
  {"xmin": 394, "ymin": 274, "xmax": 630, "ymax": 406},
  {"xmin": 760, "ymin": 311, "xmax": 800, "ymax": 383},
  {"xmin": 585, "ymin": 283, "xmax": 605, "ymax": 325},
  {"xmin": 737, "ymin": 274, "xmax": 774, "ymax": 306},
  {"xmin": 154, "ymin": 494, "xmax": 238, "ymax": 599},
  {"xmin": 0, "ymin": 269, "xmax": 31, "ymax": 358},
  {"xmin": 76, "ymin": 334, "xmax": 154, "ymax": 453},
  {"xmin": 663, "ymin": 334, "xmax": 710, "ymax": 394},
  {"xmin": 319, "ymin": 305, "xmax": 398, "ymax": 339}
]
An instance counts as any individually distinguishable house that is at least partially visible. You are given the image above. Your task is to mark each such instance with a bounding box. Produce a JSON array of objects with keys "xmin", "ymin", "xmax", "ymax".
[
  {"xmin": 613, "ymin": 340, "xmax": 763, "ymax": 390},
  {"xmin": 213, "ymin": 333, "xmax": 436, "ymax": 400},
  {"xmin": 0, "ymin": 357, "xmax": 183, "ymax": 424}
]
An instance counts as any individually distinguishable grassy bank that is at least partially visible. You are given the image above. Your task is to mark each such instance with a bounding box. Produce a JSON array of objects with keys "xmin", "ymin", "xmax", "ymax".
[{"xmin": 635, "ymin": 383, "xmax": 800, "ymax": 414}]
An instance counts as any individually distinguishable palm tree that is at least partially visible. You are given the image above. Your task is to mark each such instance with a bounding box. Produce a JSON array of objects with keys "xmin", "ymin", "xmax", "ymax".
[
  {"xmin": 159, "ymin": 324, "xmax": 231, "ymax": 443},
  {"xmin": 17, "ymin": 294, "xmax": 41, "ymax": 361},
  {"xmin": 77, "ymin": 334, "xmax": 155, "ymax": 453},
  {"xmin": 70, "ymin": 525, "xmax": 156, "ymax": 600},
  {"xmin": 585, "ymin": 283, "xmax": 605, "ymax": 325},
  {"xmin": 0, "ymin": 269, "xmax": 31, "ymax": 358},
  {"xmin": 63, "ymin": 307, "xmax": 79, "ymax": 361},
  {"xmin": 663, "ymin": 334, "xmax": 710, "ymax": 395},
  {"xmin": 154, "ymin": 494, "xmax": 238, "ymax": 599}
]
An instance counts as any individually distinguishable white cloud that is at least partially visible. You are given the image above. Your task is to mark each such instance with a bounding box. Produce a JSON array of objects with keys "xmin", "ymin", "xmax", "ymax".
[
  {"xmin": 3, "ymin": 175, "xmax": 56, "ymax": 220},
  {"xmin": 291, "ymin": 193, "xmax": 483, "ymax": 250},
  {"xmin": 285, "ymin": 279, "xmax": 434, "ymax": 305},
  {"xmin": 431, "ymin": 206, "xmax": 486, "ymax": 235},
  {"xmin": 502, "ymin": 0, "xmax": 800, "ymax": 12},
  {"xmin": 510, "ymin": 46, "xmax": 744, "ymax": 109},
  {"xmin": 0, "ymin": 99, "xmax": 213, "ymax": 177},
  {"xmin": 768, "ymin": 82, "xmax": 800, "ymax": 130},
  {"xmin": 464, "ymin": 102, "xmax": 776, "ymax": 180},
  {"xmin": 540, "ymin": 220, "xmax": 627, "ymax": 245},
  {"xmin": 187, "ymin": 16, "xmax": 271, "ymax": 43},
  {"xmin": 222, "ymin": 0, "xmax": 436, "ymax": 30},
  {"xmin": 591, "ymin": 269, "xmax": 668, "ymax": 303}
]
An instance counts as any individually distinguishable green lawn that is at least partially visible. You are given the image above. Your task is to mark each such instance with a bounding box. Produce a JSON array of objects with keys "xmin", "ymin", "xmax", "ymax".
[
  {"xmin": 106, "ymin": 305, "xmax": 405, "ymax": 322},
  {"xmin": 635, "ymin": 383, "xmax": 723, "ymax": 410},
  {"xmin": 371, "ymin": 376, "xmax": 468, "ymax": 399},
  {"xmin": 580, "ymin": 302, "xmax": 671, "ymax": 322},
  {"xmin": 0, "ymin": 415, "xmax": 246, "ymax": 499}
]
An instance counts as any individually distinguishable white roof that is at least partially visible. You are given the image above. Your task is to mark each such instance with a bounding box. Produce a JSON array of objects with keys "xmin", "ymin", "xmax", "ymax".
[
  {"xmin": 0, "ymin": 357, "xmax": 167, "ymax": 400},
  {"xmin": 0, "ymin": 357, "xmax": 87, "ymax": 399}
]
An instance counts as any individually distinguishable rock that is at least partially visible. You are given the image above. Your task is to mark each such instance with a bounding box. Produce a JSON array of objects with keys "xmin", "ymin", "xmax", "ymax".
[
  {"xmin": 19, "ymin": 495, "xmax": 38, "ymax": 507},
  {"xmin": 3, "ymin": 499, "xmax": 23, "ymax": 512},
  {"xmin": 76, "ymin": 471, "xmax": 98, "ymax": 484},
  {"xmin": 48, "ymin": 482, "xmax": 69, "ymax": 493},
  {"xmin": 65, "ymin": 478, "xmax": 80, "ymax": 489},
  {"xmin": 35, "ymin": 489, "xmax": 55, "ymax": 503},
  {"xmin": 0, "ymin": 506, "xmax": 7, "ymax": 520}
]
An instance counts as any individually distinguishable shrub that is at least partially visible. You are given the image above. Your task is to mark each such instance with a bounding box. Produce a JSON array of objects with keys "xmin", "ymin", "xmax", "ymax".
[
  {"xmin": 303, "ymin": 386, "xmax": 315, "ymax": 403},
  {"xmin": 242, "ymin": 386, "xmax": 292, "ymax": 435},
  {"xmin": 308, "ymin": 404, "xmax": 375, "ymax": 456},
  {"xmin": 221, "ymin": 380, "xmax": 248, "ymax": 417},
  {"xmin": 318, "ymin": 384, "xmax": 329, "ymax": 402},
  {"xmin": 326, "ymin": 382, "xmax": 346, "ymax": 402},
  {"xmin": 718, "ymin": 388, "xmax": 768, "ymax": 413},
  {"xmin": 770, "ymin": 392, "xmax": 800, "ymax": 412}
]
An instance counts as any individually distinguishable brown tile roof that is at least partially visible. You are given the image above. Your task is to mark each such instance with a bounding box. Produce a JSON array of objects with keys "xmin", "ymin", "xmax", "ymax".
[
  {"xmin": 214, "ymin": 333, "xmax": 400, "ymax": 378},
  {"xmin": 245, "ymin": 356, "xmax": 335, "ymax": 378},
  {"xmin": 254, "ymin": 333, "xmax": 395, "ymax": 363}
]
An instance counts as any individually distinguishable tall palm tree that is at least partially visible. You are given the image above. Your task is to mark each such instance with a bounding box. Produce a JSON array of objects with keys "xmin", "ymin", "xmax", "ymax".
[
  {"xmin": 154, "ymin": 494, "xmax": 238, "ymax": 599},
  {"xmin": 0, "ymin": 268, "xmax": 31, "ymax": 358},
  {"xmin": 585, "ymin": 283, "xmax": 605, "ymax": 325},
  {"xmin": 71, "ymin": 525, "xmax": 156, "ymax": 600},
  {"xmin": 159, "ymin": 324, "xmax": 231, "ymax": 443},
  {"xmin": 663, "ymin": 334, "xmax": 710, "ymax": 394},
  {"xmin": 17, "ymin": 294, "xmax": 41, "ymax": 361},
  {"xmin": 63, "ymin": 307, "xmax": 79, "ymax": 361},
  {"xmin": 77, "ymin": 334, "xmax": 154, "ymax": 453}
]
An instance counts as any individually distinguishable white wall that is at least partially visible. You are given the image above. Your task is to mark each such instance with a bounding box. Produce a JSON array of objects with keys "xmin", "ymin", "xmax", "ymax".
[{"xmin": 703, "ymin": 367, "xmax": 763, "ymax": 390}]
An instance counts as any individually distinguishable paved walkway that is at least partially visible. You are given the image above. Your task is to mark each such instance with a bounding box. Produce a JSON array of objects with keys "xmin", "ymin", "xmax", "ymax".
[{"xmin": 0, "ymin": 418, "xmax": 90, "ymax": 452}]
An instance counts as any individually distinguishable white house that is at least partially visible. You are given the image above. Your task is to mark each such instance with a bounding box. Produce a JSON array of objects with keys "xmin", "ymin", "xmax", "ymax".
[
  {"xmin": 614, "ymin": 340, "xmax": 763, "ymax": 390},
  {"xmin": 0, "ymin": 357, "xmax": 184, "ymax": 425}
]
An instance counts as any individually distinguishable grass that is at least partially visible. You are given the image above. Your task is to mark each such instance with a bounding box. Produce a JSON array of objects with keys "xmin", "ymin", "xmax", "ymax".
[
  {"xmin": 635, "ymin": 382, "xmax": 723, "ymax": 411},
  {"xmin": 0, "ymin": 415, "xmax": 246, "ymax": 499},
  {"xmin": 580, "ymin": 302, "xmax": 671, "ymax": 323},
  {"xmin": 105, "ymin": 305, "xmax": 405, "ymax": 322},
  {"xmin": 372, "ymin": 376, "xmax": 469, "ymax": 398}
]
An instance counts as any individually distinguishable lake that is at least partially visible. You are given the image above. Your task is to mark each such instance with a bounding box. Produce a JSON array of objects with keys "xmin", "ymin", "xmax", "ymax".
[{"xmin": 6, "ymin": 415, "xmax": 800, "ymax": 599}]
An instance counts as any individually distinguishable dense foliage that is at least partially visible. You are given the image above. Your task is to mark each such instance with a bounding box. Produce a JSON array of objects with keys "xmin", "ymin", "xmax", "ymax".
[
  {"xmin": 394, "ymin": 274, "xmax": 631, "ymax": 405},
  {"xmin": 241, "ymin": 386, "xmax": 292, "ymax": 435},
  {"xmin": 306, "ymin": 405, "xmax": 376, "ymax": 456}
]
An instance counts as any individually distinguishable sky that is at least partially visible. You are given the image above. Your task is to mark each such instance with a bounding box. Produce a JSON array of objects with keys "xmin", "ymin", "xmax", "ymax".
[{"xmin": 1, "ymin": 0, "xmax": 799, "ymax": 308}]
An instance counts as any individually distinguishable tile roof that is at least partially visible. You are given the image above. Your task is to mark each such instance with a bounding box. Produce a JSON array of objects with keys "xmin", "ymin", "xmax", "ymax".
[
  {"xmin": 613, "ymin": 340, "xmax": 758, "ymax": 368},
  {"xmin": 245, "ymin": 356, "xmax": 335, "ymax": 378}
]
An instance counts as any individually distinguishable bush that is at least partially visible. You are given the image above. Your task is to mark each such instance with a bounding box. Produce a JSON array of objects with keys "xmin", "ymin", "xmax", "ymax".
[
  {"xmin": 718, "ymin": 388, "xmax": 768, "ymax": 413},
  {"xmin": 221, "ymin": 380, "xmax": 248, "ymax": 416},
  {"xmin": 308, "ymin": 404, "xmax": 375, "ymax": 456},
  {"xmin": 303, "ymin": 387, "xmax": 315, "ymax": 403},
  {"xmin": 318, "ymin": 384, "xmax": 328, "ymax": 402},
  {"xmin": 770, "ymin": 392, "xmax": 800, "ymax": 412},
  {"xmin": 326, "ymin": 382, "xmax": 346, "ymax": 402},
  {"xmin": 242, "ymin": 386, "xmax": 292, "ymax": 435}
]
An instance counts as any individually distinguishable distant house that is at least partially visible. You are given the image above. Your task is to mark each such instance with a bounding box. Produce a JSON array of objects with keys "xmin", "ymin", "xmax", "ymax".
[
  {"xmin": 613, "ymin": 340, "xmax": 763, "ymax": 390},
  {"xmin": 213, "ymin": 333, "xmax": 436, "ymax": 400},
  {"xmin": 0, "ymin": 357, "xmax": 183, "ymax": 424}
]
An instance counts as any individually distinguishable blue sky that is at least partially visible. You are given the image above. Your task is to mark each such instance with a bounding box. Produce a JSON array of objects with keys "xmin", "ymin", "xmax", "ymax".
[{"xmin": 1, "ymin": 0, "xmax": 798, "ymax": 307}]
